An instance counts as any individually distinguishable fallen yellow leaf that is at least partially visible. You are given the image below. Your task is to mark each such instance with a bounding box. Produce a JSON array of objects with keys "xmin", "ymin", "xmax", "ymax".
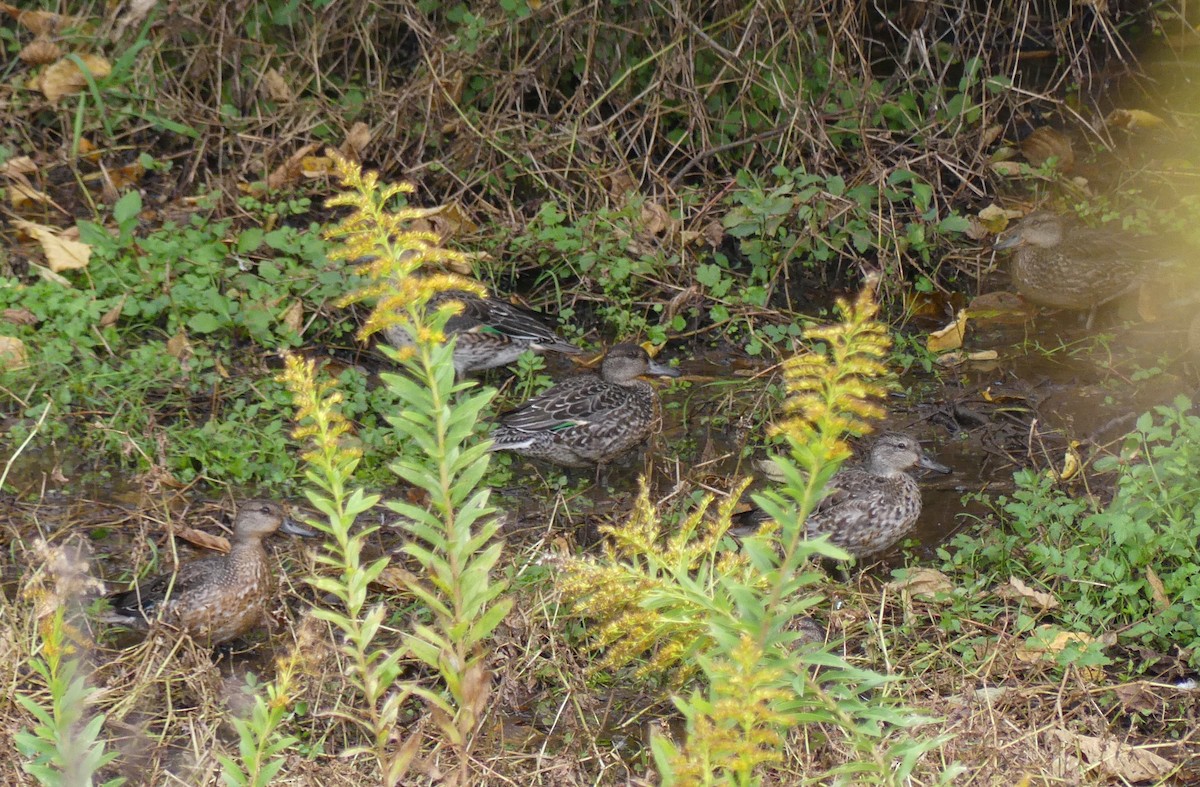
[
  {"xmin": 0, "ymin": 336, "xmax": 28, "ymax": 370},
  {"xmin": 13, "ymin": 219, "xmax": 91, "ymax": 273},
  {"xmin": 927, "ymin": 309, "xmax": 967, "ymax": 352},
  {"xmin": 1106, "ymin": 108, "xmax": 1166, "ymax": 131},
  {"xmin": 38, "ymin": 53, "xmax": 112, "ymax": 102},
  {"xmin": 1015, "ymin": 625, "xmax": 1094, "ymax": 663}
]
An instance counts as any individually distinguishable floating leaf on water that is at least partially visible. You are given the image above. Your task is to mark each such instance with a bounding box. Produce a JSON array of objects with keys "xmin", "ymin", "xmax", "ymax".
[
  {"xmin": 1105, "ymin": 108, "xmax": 1166, "ymax": 131},
  {"xmin": 927, "ymin": 309, "xmax": 967, "ymax": 352}
]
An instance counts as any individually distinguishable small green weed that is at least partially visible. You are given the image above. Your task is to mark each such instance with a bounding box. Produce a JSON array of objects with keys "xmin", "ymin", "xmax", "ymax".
[{"xmin": 942, "ymin": 396, "xmax": 1200, "ymax": 674}]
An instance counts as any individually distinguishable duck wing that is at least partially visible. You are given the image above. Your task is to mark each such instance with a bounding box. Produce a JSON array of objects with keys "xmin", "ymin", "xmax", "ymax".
[
  {"xmin": 497, "ymin": 375, "xmax": 628, "ymax": 432},
  {"xmin": 442, "ymin": 291, "xmax": 580, "ymax": 353},
  {"xmin": 105, "ymin": 555, "xmax": 225, "ymax": 619}
]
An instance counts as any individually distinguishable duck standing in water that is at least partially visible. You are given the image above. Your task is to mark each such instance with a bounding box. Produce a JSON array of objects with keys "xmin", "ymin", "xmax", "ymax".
[
  {"xmin": 100, "ymin": 500, "xmax": 315, "ymax": 645},
  {"xmin": 805, "ymin": 433, "xmax": 951, "ymax": 560},
  {"xmin": 994, "ymin": 210, "xmax": 1168, "ymax": 327},
  {"xmin": 383, "ymin": 289, "xmax": 582, "ymax": 375},
  {"xmin": 488, "ymin": 343, "xmax": 680, "ymax": 468},
  {"xmin": 735, "ymin": 433, "xmax": 951, "ymax": 561}
]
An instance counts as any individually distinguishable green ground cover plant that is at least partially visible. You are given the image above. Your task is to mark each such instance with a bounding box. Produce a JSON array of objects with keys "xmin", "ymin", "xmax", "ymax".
[{"xmin": 941, "ymin": 396, "xmax": 1200, "ymax": 676}]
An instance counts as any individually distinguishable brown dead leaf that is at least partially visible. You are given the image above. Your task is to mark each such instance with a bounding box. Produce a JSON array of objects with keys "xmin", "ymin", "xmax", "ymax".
[
  {"xmin": 13, "ymin": 219, "xmax": 91, "ymax": 272},
  {"xmin": 2, "ymin": 308, "xmax": 38, "ymax": 326},
  {"xmin": 1020, "ymin": 126, "xmax": 1074, "ymax": 172},
  {"xmin": 106, "ymin": 160, "xmax": 146, "ymax": 190},
  {"xmin": 19, "ymin": 38, "xmax": 61, "ymax": 65},
  {"xmin": 175, "ymin": 526, "xmax": 230, "ymax": 553},
  {"xmin": 265, "ymin": 142, "xmax": 321, "ymax": 190},
  {"xmin": 701, "ymin": 220, "xmax": 725, "ymax": 247},
  {"xmin": 261, "ymin": 67, "xmax": 293, "ymax": 102},
  {"xmin": 3, "ymin": 156, "xmax": 37, "ymax": 177},
  {"xmin": 98, "ymin": 296, "xmax": 126, "ymax": 329},
  {"xmin": 927, "ymin": 309, "xmax": 967, "ymax": 353},
  {"xmin": 166, "ymin": 329, "xmax": 192, "ymax": 361},
  {"xmin": 3, "ymin": 156, "xmax": 52, "ymax": 208},
  {"xmin": 39, "ymin": 53, "xmax": 112, "ymax": 103},
  {"xmin": 375, "ymin": 565, "xmax": 417, "ymax": 594},
  {"xmin": 1106, "ymin": 108, "xmax": 1166, "ymax": 131},
  {"xmin": 0, "ymin": 336, "xmax": 28, "ymax": 370},
  {"xmin": 0, "ymin": 3, "xmax": 77, "ymax": 35},
  {"xmin": 887, "ymin": 567, "xmax": 954, "ymax": 600},
  {"xmin": 281, "ymin": 300, "xmax": 304, "ymax": 335},
  {"xmin": 1145, "ymin": 566, "xmax": 1169, "ymax": 611},
  {"xmin": 1113, "ymin": 682, "xmax": 1162, "ymax": 714},
  {"xmin": 1046, "ymin": 728, "xmax": 1174, "ymax": 782},
  {"xmin": 995, "ymin": 576, "xmax": 1060, "ymax": 610},
  {"xmin": 341, "ymin": 121, "xmax": 372, "ymax": 161},
  {"xmin": 990, "ymin": 161, "xmax": 1023, "ymax": 177},
  {"xmin": 428, "ymin": 202, "xmax": 477, "ymax": 238},
  {"xmin": 641, "ymin": 202, "xmax": 673, "ymax": 236}
]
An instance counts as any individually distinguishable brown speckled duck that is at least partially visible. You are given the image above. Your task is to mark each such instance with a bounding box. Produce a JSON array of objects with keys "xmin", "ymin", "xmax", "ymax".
[
  {"xmin": 804, "ymin": 433, "xmax": 950, "ymax": 559},
  {"xmin": 994, "ymin": 210, "xmax": 1167, "ymax": 326},
  {"xmin": 733, "ymin": 433, "xmax": 951, "ymax": 561},
  {"xmin": 100, "ymin": 500, "xmax": 314, "ymax": 644},
  {"xmin": 488, "ymin": 343, "xmax": 680, "ymax": 468}
]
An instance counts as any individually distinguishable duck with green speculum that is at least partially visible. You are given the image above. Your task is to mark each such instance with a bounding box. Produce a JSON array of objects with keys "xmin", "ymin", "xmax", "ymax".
[
  {"xmin": 99, "ymin": 500, "xmax": 316, "ymax": 645},
  {"xmin": 488, "ymin": 343, "xmax": 680, "ymax": 468},
  {"xmin": 383, "ymin": 289, "xmax": 582, "ymax": 376}
]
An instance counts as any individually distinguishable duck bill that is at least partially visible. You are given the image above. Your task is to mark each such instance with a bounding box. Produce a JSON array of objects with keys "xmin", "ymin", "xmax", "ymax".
[
  {"xmin": 993, "ymin": 233, "xmax": 1023, "ymax": 251},
  {"xmin": 646, "ymin": 359, "xmax": 680, "ymax": 378},
  {"xmin": 280, "ymin": 517, "xmax": 321, "ymax": 538},
  {"xmin": 918, "ymin": 454, "xmax": 952, "ymax": 474}
]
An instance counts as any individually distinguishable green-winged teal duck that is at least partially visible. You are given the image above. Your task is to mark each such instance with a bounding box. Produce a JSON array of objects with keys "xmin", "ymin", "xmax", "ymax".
[
  {"xmin": 734, "ymin": 433, "xmax": 950, "ymax": 560},
  {"xmin": 994, "ymin": 211, "xmax": 1163, "ymax": 325},
  {"xmin": 488, "ymin": 343, "xmax": 680, "ymax": 468},
  {"xmin": 383, "ymin": 289, "xmax": 581, "ymax": 375},
  {"xmin": 100, "ymin": 500, "xmax": 314, "ymax": 644}
]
